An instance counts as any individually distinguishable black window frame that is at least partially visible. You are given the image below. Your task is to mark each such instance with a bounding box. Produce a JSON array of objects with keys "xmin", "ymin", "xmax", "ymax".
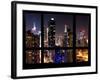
[{"xmin": 23, "ymin": 11, "xmax": 91, "ymax": 69}]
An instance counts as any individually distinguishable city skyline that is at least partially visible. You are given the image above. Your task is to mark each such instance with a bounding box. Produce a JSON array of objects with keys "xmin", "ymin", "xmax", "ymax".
[
  {"xmin": 24, "ymin": 12, "xmax": 73, "ymax": 35},
  {"xmin": 24, "ymin": 12, "xmax": 89, "ymax": 37},
  {"xmin": 23, "ymin": 11, "xmax": 90, "ymax": 66},
  {"xmin": 24, "ymin": 12, "xmax": 41, "ymax": 32},
  {"xmin": 76, "ymin": 15, "xmax": 89, "ymax": 40},
  {"xmin": 44, "ymin": 14, "xmax": 73, "ymax": 36}
]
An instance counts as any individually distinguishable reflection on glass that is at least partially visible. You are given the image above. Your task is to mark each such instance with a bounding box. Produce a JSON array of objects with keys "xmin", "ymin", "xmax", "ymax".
[
  {"xmin": 44, "ymin": 50, "xmax": 54, "ymax": 63},
  {"xmin": 26, "ymin": 50, "xmax": 41, "ymax": 64},
  {"xmin": 43, "ymin": 49, "xmax": 73, "ymax": 63},
  {"xmin": 76, "ymin": 49, "xmax": 88, "ymax": 62}
]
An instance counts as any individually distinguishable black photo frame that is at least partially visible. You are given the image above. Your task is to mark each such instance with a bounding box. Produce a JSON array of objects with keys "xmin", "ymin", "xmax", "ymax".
[{"xmin": 11, "ymin": 1, "xmax": 98, "ymax": 79}]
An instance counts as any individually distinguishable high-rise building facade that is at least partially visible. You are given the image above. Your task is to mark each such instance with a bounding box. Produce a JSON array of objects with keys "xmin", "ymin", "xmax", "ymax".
[
  {"xmin": 55, "ymin": 35, "xmax": 63, "ymax": 47},
  {"xmin": 25, "ymin": 23, "xmax": 41, "ymax": 64},
  {"xmin": 76, "ymin": 30, "xmax": 88, "ymax": 47},
  {"xmin": 67, "ymin": 26, "xmax": 73, "ymax": 47},
  {"xmin": 26, "ymin": 30, "xmax": 34, "ymax": 48},
  {"xmin": 44, "ymin": 27, "xmax": 49, "ymax": 47},
  {"xmin": 63, "ymin": 24, "xmax": 73, "ymax": 47},
  {"xmin": 48, "ymin": 18, "xmax": 56, "ymax": 47},
  {"xmin": 63, "ymin": 24, "xmax": 68, "ymax": 47}
]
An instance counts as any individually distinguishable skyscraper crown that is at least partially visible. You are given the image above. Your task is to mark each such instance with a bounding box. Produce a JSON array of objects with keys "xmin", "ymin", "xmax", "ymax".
[{"xmin": 64, "ymin": 24, "xmax": 67, "ymax": 33}]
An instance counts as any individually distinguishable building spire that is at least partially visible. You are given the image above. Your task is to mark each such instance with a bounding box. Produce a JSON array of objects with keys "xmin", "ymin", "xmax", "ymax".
[
  {"xmin": 51, "ymin": 18, "xmax": 54, "ymax": 20},
  {"xmin": 64, "ymin": 24, "xmax": 67, "ymax": 33},
  {"xmin": 32, "ymin": 22, "xmax": 36, "ymax": 32}
]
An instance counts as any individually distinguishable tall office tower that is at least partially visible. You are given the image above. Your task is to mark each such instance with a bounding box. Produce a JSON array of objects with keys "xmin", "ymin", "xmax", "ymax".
[
  {"xmin": 68, "ymin": 32, "xmax": 73, "ymax": 47},
  {"xmin": 63, "ymin": 24, "xmax": 68, "ymax": 47},
  {"xmin": 32, "ymin": 22, "xmax": 37, "ymax": 34},
  {"xmin": 62, "ymin": 25, "xmax": 68, "ymax": 62},
  {"xmin": 44, "ymin": 27, "xmax": 49, "ymax": 47},
  {"xmin": 48, "ymin": 18, "xmax": 56, "ymax": 47},
  {"xmin": 62, "ymin": 25, "xmax": 73, "ymax": 63},
  {"xmin": 31, "ymin": 22, "xmax": 40, "ymax": 47},
  {"xmin": 67, "ymin": 27, "xmax": 73, "ymax": 47},
  {"xmin": 55, "ymin": 35, "xmax": 63, "ymax": 47},
  {"xmin": 26, "ymin": 30, "xmax": 34, "ymax": 48},
  {"xmin": 33, "ymin": 34, "xmax": 40, "ymax": 47},
  {"xmin": 78, "ymin": 30, "xmax": 88, "ymax": 47},
  {"xmin": 63, "ymin": 24, "xmax": 72, "ymax": 47}
]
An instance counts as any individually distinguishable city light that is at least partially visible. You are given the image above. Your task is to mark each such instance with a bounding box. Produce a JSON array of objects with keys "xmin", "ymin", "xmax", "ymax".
[
  {"xmin": 32, "ymin": 22, "xmax": 36, "ymax": 31},
  {"xmin": 51, "ymin": 18, "xmax": 54, "ymax": 20},
  {"xmin": 24, "ymin": 12, "xmax": 89, "ymax": 66},
  {"xmin": 76, "ymin": 29, "xmax": 88, "ymax": 47},
  {"xmin": 25, "ymin": 17, "xmax": 89, "ymax": 64},
  {"xmin": 76, "ymin": 49, "xmax": 88, "ymax": 62}
]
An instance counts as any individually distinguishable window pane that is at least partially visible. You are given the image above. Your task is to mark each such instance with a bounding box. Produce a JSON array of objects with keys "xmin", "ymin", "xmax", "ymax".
[
  {"xmin": 43, "ymin": 49, "xmax": 73, "ymax": 63},
  {"xmin": 76, "ymin": 15, "xmax": 89, "ymax": 47},
  {"xmin": 24, "ymin": 12, "xmax": 41, "ymax": 48},
  {"xmin": 44, "ymin": 14, "xmax": 73, "ymax": 47},
  {"xmin": 76, "ymin": 49, "xmax": 88, "ymax": 62},
  {"xmin": 25, "ymin": 50, "xmax": 41, "ymax": 64}
]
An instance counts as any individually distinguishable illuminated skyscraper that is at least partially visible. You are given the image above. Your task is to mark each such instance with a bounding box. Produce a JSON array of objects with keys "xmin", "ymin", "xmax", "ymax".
[
  {"xmin": 48, "ymin": 18, "xmax": 56, "ymax": 47},
  {"xmin": 55, "ymin": 35, "xmax": 63, "ymax": 47},
  {"xmin": 63, "ymin": 24, "xmax": 68, "ymax": 47},
  {"xmin": 32, "ymin": 22, "xmax": 37, "ymax": 34},
  {"xmin": 63, "ymin": 24, "xmax": 72, "ymax": 47},
  {"xmin": 62, "ymin": 25, "xmax": 73, "ymax": 63},
  {"xmin": 44, "ymin": 27, "xmax": 49, "ymax": 47},
  {"xmin": 26, "ymin": 30, "xmax": 33, "ymax": 48},
  {"xmin": 67, "ymin": 27, "xmax": 73, "ymax": 47},
  {"xmin": 25, "ymin": 22, "xmax": 41, "ymax": 64},
  {"xmin": 77, "ymin": 30, "xmax": 88, "ymax": 47}
]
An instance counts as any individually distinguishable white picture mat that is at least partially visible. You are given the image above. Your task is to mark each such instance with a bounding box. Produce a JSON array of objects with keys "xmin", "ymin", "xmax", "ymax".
[{"xmin": 16, "ymin": 3, "xmax": 96, "ymax": 77}]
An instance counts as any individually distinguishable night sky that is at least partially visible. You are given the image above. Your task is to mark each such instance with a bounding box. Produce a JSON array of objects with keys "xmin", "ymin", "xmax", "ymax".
[
  {"xmin": 24, "ymin": 11, "xmax": 89, "ymax": 37},
  {"xmin": 44, "ymin": 14, "xmax": 73, "ymax": 36},
  {"xmin": 76, "ymin": 15, "xmax": 89, "ymax": 38},
  {"xmin": 24, "ymin": 12, "xmax": 41, "ymax": 32}
]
